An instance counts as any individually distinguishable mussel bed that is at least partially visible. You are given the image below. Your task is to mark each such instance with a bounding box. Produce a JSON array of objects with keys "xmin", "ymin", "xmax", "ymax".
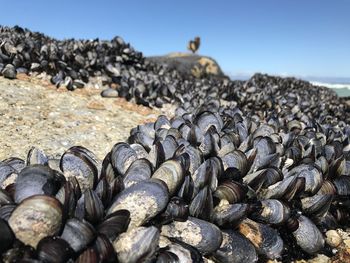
[{"xmin": 0, "ymin": 26, "xmax": 350, "ymax": 262}]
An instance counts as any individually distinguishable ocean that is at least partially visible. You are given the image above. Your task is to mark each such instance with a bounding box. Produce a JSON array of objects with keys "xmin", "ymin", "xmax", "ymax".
[{"xmin": 310, "ymin": 81, "xmax": 350, "ymax": 97}]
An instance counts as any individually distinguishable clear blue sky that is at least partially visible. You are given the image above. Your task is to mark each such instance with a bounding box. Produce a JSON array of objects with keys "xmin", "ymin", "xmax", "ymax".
[{"xmin": 1, "ymin": 0, "xmax": 349, "ymax": 79}]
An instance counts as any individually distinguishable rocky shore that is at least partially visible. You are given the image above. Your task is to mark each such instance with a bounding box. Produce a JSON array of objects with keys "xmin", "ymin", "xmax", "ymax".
[
  {"xmin": 0, "ymin": 75, "xmax": 174, "ymax": 160},
  {"xmin": 0, "ymin": 26, "xmax": 350, "ymax": 263}
]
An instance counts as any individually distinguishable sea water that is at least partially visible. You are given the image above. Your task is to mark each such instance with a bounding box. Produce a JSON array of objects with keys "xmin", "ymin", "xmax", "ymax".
[{"xmin": 310, "ymin": 82, "xmax": 350, "ymax": 97}]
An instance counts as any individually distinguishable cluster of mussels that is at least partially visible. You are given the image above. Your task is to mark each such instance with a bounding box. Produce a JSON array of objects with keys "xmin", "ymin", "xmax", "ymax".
[
  {"xmin": 1, "ymin": 106, "xmax": 350, "ymax": 262},
  {"xmin": 1, "ymin": 26, "xmax": 349, "ymax": 121},
  {"xmin": 0, "ymin": 26, "xmax": 144, "ymax": 88}
]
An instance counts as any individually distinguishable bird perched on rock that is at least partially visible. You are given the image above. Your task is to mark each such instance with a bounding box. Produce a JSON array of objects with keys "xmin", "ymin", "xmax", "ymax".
[{"xmin": 188, "ymin": 37, "xmax": 200, "ymax": 53}]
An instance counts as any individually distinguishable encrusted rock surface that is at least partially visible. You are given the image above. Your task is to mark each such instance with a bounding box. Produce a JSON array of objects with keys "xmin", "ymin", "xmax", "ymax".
[
  {"xmin": 0, "ymin": 75, "xmax": 173, "ymax": 160},
  {"xmin": 147, "ymin": 52, "xmax": 226, "ymax": 79}
]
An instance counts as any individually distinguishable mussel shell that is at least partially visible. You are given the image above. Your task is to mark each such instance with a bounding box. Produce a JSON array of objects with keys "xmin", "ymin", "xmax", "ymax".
[
  {"xmin": 55, "ymin": 180, "xmax": 77, "ymax": 220},
  {"xmin": 0, "ymin": 188, "xmax": 13, "ymax": 206},
  {"xmin": 177, "ymin": 175, "xmax": 194, "ymax": 203},
  {"xmin": 261, "ymin": 176, "xmax": 304, "ymax": 201},
  {"xmin": 123, "ymin": 158, "xmax": 152, "ymax": 189},
  {"xmin": 113, "ymin": 226, "xmax": 160, "ymax": 263},
  {"xmin": 75, "ymin": 248, "xmax": 98, "ymax": 263},
  {"xmin": 94, "ymin": 177, "xmax": 111, "ymax": 206},
  {"xmin": 93, "ymin": 234, "xmax": 118, "ymax": 262},
  {"xmin": 213, "ymin": 180, "xmax": 247, "ymax": 204},
  {"xmin": 161, "ymin": 135, "xmax": 179, "ymax": 160},
  {"xmin": 221, "ymin": 150, "xmax": 248, "ymax": 177},
  {"xmin": 156, "ymin": 249, "xmax": 180, "ymax": 263},
  {"xmin": 97, "ymin": 210, "xmax": 130, "ymax": 241},
  {"xmin": 300, "ymin": 194, "xmax": 333, "ymax": 218},
  {"xmin": 130, "ymin": 143, "xmax": 149, "ymax": 159},
  {"xmin": 61, "ymin": 218, "xmax": 96, "ymax": 252},
  {"xmin": 107, "ymin": 179, "xmax": 169, "ymax": 229},
  {"xmin": 0, "ymin": 204, "xmax": 16, "ymax": 221},
  {"xmin": 154, "ymin": 115, "xmax": 171, "ymax": 130},
  {"xmin": 333, "ymin": 176, "xmax": 350, "ymax": 195},
  {"xmin": 182, "ymin": 145, "xmax": 202, "ymax": 176},
  {"xmin": 60, "ymin": 147, "xmax": 98, "ymax": 191},
  {"xmin": 2, "ymin": 157, "xmax": 25, "ymax": 173},
  {"xmin": 14, "ymin": 164, "xmax": 64, "ymax": 203},
  {"xmin": 252, "ymin": 199, "xmax": 291, "ymax": 225},
  {"xmin": 0, "ymin": 162, "xmax": 17, "ymax": 187},
  {"xmin": 0, "ymin": 218, "xmax": 15, "ymax": 254},
  {"xmin": 161, "ymin": 216, "xmax": 223, "ymax": 255},
  {"xmin": 289, "ymin": 215, "xmax": 325, "ymax": 254},
  {"xmin": 8, "ymin": 195, "xmax": 63, "ymax": 248},
  {"xmin": 1, "ymin": 245, "xmax": 36, "ymax": 262},
  {"xmin": 26, "ymin": 147, "xmax": 49, "ymax": 166},
  {"xmin": 238, "ymin": 218, "xmax": 284, "ymax": 259},
  {"xmin": 75, "ymin": 189, "xmax": 104, "ymax": 224},
  {"xmin": 195, "ymin": 111, "xmax": 223, "ymax": 133},
  {"xmin": 158, "ymin": 236, "xmax": 204, "ymax": 263},
  {"xmin": 211, "ymin": 229, "xmax": 258, "ymax": 263},
  {"xmin": 110, "ymin": 142, "xmax": 138, "ymax": 176},
  {"xmin": 100, "ymin": 152, "xmax": 115, "ymax": 184},
  {"xmin": 212, "ymin": 201, "xmax": 249, "ymax": 227},
  {"xmin": 158, "ymin": 196, "xmax": 189, "ymax": 224},
  {"xmin": 36, "ymin": 236, "xmax": 74, "ymax": 263},
  {"xmin": 189, "ymin": 186, "xmax": 213, "ymax": 221},
  {"xmin": 152, "ymin": 159, "xmax": 184, "ymax": 195},
  {"xmin": 286, "ymin": 164, "xmax": 323, "ymax": 195}
]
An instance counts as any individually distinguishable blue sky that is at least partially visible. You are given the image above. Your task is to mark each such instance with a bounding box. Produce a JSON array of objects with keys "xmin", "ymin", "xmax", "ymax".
[{"xmin": 1, "ymin": 0, "xmax": 349, "ymax": 79}]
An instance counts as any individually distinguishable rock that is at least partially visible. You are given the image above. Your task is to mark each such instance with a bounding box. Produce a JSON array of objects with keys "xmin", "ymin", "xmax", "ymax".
[
  {"xmin": 326, "ymin": 230, "xmax": 342, "ymax": 248},
  {"xmin": 0, "ymin": 76, "xmax": 165, "ymax": 160},
  {"xmin": 1, "ymin": 64, "xmax": 16, "ymax": 79},
  {"xmin": 147, "ymin": 53, "xmax": 227, "ymax": 79},
  {"xmin": 101, "ymin": 88, "xmax": 119, "ymax": 98}
]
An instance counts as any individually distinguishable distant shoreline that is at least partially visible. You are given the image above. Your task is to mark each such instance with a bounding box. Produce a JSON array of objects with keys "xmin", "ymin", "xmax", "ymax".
[{"xmin": 310, "ymin": 81, "xmax": 350, "ymax": 97}]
